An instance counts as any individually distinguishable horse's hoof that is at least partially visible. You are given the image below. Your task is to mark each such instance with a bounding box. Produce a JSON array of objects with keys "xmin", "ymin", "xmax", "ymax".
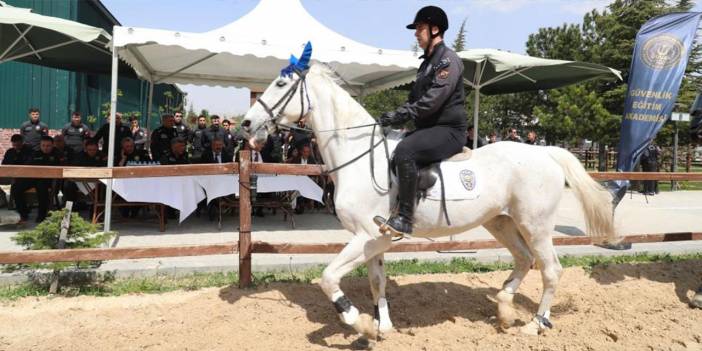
[
  {"xmin": 352, "ymin": 313, "xmax": 379, "ymax": 340},
  {"xmin": 375, "ymin": 318, "xmax": 394, "ymax": 334},
  {"xmin": 519, "ymin": 320, "xmax": 542, "ymax": 336},
  {"xmin": 351, "ymin": 336, "xmax": 375, "ymax": 350},
  {"xmin": 691, "ymin": 293, "xmax": 702, "ymax": 309},
  {"xmin": 520, "ymin": 316, "xmax": 552, "ymax": 335},
  {"xmin": 497, "ymin": 305, "xmax": 517, "ymax": 328},
  {"xmin": 495, "ymin": 291, "xmax": 517, "ymax": 328}
]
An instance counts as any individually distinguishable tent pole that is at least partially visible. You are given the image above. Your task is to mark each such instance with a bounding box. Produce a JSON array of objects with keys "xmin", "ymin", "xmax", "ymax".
[
  {"xmin": 472, "ymin": 61, "xmax": 482, "ymax": 149},
  {"xmin": 11, "ymin": 24, "xmax": 41, "ymax": 60},
  {"xmin": 104, "ymin": 37, "xmax": 119, "ymax": 233},
  {"xmin": 0, "ymin": 25, "xmax": 32, "ymax": 60},
  {"xmin": 473, "ymin": 88, "xmax": 479, "ymax": 149},
  {"xmin": 146, "ymin": 80, "xmax": 154, "ymax": 150},
  {"xmin": 0, "ymin": 38, "xmax": 79, "ymax": 64}
]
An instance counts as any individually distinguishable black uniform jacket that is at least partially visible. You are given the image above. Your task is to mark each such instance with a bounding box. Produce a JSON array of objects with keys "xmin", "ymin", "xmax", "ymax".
[{"xmin": 396, "ymin": 42, "xmax": 466, "ymax": 132}]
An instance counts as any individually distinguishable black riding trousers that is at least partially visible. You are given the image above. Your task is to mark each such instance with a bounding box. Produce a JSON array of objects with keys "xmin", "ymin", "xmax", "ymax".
[{"xmin": 393, "ymin": 126, "xmax": 465, "ymax": 167}]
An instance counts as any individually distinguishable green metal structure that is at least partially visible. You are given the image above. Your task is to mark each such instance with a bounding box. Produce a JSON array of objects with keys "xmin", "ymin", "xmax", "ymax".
[{"xmin": 0, "ymin": 0, "xmax": 183, "ymax": 131}]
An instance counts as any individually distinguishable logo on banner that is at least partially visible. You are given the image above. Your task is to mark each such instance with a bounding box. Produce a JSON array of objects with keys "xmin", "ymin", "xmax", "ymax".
[
  {"xmin": 642, "ymin": 34, "xmax": 685, "ymax": 69},
  {"xmin": 459, "ymin": 169, "xmax": 475, "ymax": 191}
]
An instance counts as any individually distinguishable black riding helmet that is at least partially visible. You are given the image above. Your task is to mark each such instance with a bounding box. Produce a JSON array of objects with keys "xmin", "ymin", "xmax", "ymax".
[{"xmin": 406, "ymin": 6, "xmax": 449, "ymax": 37}]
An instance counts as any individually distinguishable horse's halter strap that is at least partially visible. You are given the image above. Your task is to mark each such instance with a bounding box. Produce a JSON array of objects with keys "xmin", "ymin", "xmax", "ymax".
[{"xmin": 255, "ymin": 69, "xmax": 311, "ymax": 134}]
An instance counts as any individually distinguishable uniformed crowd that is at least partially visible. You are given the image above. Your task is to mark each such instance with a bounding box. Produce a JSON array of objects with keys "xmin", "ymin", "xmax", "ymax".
[{"xmin": 2, "ymin": 107, "xmax": 321, "ymax": 223}]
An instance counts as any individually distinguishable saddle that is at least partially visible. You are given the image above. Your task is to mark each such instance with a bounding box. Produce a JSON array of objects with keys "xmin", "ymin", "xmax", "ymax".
[
  {"xmin": 390, "ymin": 147, "xmax": 473, "ymax": 226},
  {"xmin": 416, "ymin": 147, "xmax": 472, "ymax": 192}
]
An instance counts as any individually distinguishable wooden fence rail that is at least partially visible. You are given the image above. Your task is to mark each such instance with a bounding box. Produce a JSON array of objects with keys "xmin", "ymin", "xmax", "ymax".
[
  {"xmin": 1, "ymin": 232, "xmax": 700, "ymax": 265},
  {"xmin": 0, "ymin": 157, "xmax": 701, "ymax": 288}
]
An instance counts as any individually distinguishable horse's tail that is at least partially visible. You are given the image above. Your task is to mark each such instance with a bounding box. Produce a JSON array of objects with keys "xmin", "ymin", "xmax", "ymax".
[{"xmin": 545, "ymin": 147, "xmax": 617, "ymax": 244}]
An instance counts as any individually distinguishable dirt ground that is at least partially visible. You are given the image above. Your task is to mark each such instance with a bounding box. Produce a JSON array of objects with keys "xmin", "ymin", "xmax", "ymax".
[{"xmin": 1, "ymin": 260, "xmax": 701, "ymax": 351}]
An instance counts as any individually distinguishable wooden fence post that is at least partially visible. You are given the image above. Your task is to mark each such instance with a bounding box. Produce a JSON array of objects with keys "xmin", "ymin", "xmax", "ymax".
[
  {"xmin": 238, "ymin": 150, "xmax": 252, "ymax": 288},
  {"xmin": 49, "ymin": 201, "xmax": 72, "ymax": 294}
]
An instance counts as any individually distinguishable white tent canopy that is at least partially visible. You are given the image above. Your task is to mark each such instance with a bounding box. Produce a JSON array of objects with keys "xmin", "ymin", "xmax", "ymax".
[
  {"xmin": 0, "ymin": 1, "xmax": 113, "ymax": 71},
  {"xmin": 103, "ymin": 0, "xmax": 420, "ymax": 232},
  {"xmin": 112, "ymin": 0, "xmax": 419, "ymax": 93}
]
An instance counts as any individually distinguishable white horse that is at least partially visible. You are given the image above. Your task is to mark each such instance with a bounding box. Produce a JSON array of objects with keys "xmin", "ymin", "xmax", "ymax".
[{"xmin": 244, "ymin": 63, "xmax": 617, "ymax": 339}]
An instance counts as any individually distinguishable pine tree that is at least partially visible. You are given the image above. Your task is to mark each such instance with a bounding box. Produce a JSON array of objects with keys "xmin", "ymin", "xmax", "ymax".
[
  {"xmin": 452, "ymin": 18, "xmax": 468, "ymax": 52},
  {"xmin": 674, "ymin": 0, "xmax": 694, "ymax": 11},
  {"xmin": 6, "ymin": 210, "xmax": 114, "ymax": 274}
]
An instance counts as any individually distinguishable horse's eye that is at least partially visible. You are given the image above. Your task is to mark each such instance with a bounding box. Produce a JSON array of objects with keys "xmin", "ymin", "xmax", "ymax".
[{"xmin": 276, "ymin": 80, "xmax": 287, "ymax": 87}]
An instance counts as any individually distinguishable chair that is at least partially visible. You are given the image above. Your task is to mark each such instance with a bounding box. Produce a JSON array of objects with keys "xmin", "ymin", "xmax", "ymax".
[
  {"xmin": 90, "ymin": 183, "xmax": 166, "ymax": 232},
  {"xmin": 218, "ymin": 192, "xmax": 296, "ymax": 229}
]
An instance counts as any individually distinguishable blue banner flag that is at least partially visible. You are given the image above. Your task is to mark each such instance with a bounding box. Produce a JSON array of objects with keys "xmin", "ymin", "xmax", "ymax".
[{"xmin": 609, "ymin": 12, "xmax": 701, "ymax": 206}]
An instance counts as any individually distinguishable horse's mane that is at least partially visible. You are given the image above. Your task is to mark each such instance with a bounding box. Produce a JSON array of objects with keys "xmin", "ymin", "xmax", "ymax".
[{"xmin": 307, "ymin": 64, "xmax": 375, "ymax": 130}]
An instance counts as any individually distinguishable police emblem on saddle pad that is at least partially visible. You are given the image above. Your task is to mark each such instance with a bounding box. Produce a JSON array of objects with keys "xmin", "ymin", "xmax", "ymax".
[
  {"xmin": 425, "ymin": 161, "xmax": 480, "ymax": 201},
  {"xmin": 459, "ymin": 169, "xmax": 475, "ymax": 191}
]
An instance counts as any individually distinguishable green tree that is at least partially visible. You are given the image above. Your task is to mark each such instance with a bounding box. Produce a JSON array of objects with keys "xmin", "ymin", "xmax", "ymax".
[
  {"xmin": 361, "ymin": 90, "xmax": 408, "ymax": 119},
  {"xmin": 452, "ymin": 18, "xmax": 468, "ymax": 52},
  {"xmin": 467, "ymin": 91, "xmax": 541, "ymax": 139},
  {"xmin": 535, "ymin": 85, "xmax": 619, "ymax": 146},
  {"xmin": 520, "ymin": 0, "xmax": 700, "ymax": 147}
]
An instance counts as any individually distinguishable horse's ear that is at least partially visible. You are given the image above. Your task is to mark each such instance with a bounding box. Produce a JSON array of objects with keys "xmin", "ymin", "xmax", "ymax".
[{"xmin": 296, "ymin": 41, "xmax": 312, "ymax": 71}]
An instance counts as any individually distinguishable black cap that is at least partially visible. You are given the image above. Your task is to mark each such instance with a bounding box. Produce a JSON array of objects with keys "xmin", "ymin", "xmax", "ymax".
[{"xmin": 406, "ymin": 6, "xmax": 449, "ymax": 33}]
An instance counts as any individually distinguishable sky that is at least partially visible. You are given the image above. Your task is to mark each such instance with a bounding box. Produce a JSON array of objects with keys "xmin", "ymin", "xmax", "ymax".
[{"xmin": 102, "ymin": 0, "xmax": 702, "ymax": 117}]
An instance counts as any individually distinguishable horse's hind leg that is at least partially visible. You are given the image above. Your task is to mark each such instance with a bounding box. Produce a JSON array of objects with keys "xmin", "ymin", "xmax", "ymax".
[
  {"xmin": 319, "ymin": 233, "xmax": 392, "ymax": 339},
  {"xmin": 517, "ymin": 220, "xmax": 562, "ymax": 335},
  {"xmin": 483, "ymin": 215, "xmax": 534, "ymax": 328},
  {"xmin": 367, "ymin": 253, "xmax": 393, "ymax": 332}
]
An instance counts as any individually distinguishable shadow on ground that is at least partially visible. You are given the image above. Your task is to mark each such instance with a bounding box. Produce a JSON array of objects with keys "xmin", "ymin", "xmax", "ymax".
[
  {"xmin": 217, "ymin": 277, "xmax": 542, "ymax": 350},
  {"xmin": 589, "ymin": 259, "xmax": 702, "ymax": 305}
]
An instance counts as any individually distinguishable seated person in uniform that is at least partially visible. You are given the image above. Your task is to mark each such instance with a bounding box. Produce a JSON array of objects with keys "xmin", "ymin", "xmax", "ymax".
[
  {"xmin": 160, "ymin": 138, "xmax": 189, "ymax": 219},
  {"xmin": 63, "ymin": 140, "xmax": 105, "ymax": 210},
  {"xmin": 1, "ymin": 134, "xmax": 33, "ymax": 204},
  {"xmin": 117, "ymin": 137, "xmax": 151, "ymax": 166},
  {"xmin": 52, "ymin": 134, "xmax": 73, "ymax": 165},
  {"xmin": 289, "ymin": 144, "xmax": 317, "ymax": 165},
  {"xmin": 159, "ymin": 137, "xmax": 189, "ymax": 165},
  {"xmin": 2, "ymin": 134, "xmax": 32, "ymax": 166},
  {"xmin": 199, "ymin": 138, "xmax": 232, "ymax": 220},
  {"xmin": 200, "ymin": 138, "xmax": 233, "ymax": 164},
  {"xmin": 11, "ymin": 136, "xmax": 60, "ymax": 223},
  {"xmin": 115, "ymin": 137, "xmax": 151, "ymax": 218},
  {"xmin": 71, "ymin": 140, "xmax": 106, "ymax": 167}
]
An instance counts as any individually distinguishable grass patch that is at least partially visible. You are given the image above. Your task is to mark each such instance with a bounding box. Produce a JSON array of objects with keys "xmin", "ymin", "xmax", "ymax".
[
  {"xmin": 658, "ymin": 181, "xmax": 702, "ymax": 191},
  {"xmin": 1, "ymin": 252, "xmax": 701, "ymax": 301}
]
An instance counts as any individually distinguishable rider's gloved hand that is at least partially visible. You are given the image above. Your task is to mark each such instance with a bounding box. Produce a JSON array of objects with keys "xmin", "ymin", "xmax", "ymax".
[{"xmin": 379, "ymin": 111, "xmax": 407, "ymax": 127}]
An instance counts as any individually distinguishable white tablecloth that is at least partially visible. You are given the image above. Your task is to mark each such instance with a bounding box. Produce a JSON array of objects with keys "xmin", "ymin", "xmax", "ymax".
[{"xmin": 101, "ymin": 174, "xmax": 323, "ymax": 223}]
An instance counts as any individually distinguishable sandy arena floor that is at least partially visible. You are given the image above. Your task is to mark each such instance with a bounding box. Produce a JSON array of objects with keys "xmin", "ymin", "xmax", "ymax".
[{"xmin": 1, "ymin": 260, "xmax": 701, "ymax": 351}]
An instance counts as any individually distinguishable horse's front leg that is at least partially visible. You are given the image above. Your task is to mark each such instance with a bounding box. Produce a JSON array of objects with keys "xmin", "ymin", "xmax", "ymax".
[
  {"xmin": 319, "ymin": 233, "xmax": 392, "ymax": 339},
  {"xmin": 367, "ymin": 253, "xmax": 393, "ymax": 332}
]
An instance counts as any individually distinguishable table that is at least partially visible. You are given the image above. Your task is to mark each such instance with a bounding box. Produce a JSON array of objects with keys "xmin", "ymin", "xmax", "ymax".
[{"xmin": 101, "ymin": 174, "xmax": 323, "ymax": 223}]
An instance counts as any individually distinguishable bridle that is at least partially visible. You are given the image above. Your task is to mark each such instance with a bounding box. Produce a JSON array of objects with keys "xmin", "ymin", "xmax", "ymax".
[
  {"xmin": 255, "ymin": 68, "xmax": 312, "ymax": 135},
  {"xmin": 253, "ymin": 66, "xmax": 391, "ymax": 192}
]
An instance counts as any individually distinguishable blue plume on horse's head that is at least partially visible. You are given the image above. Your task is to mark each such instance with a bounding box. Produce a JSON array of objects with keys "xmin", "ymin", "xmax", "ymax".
[
  {"xmin": 297, "ymin": 41, "xmax": 312, "ymax": 70},
  {"xmin": 280, "ymin": 41, "xmax": 313, "ymax": 78}
]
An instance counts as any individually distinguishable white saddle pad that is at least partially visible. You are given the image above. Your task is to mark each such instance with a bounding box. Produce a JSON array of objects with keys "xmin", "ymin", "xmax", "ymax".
[{"xmin": 425, "ymin": 160, "xmax": 481, "ymax": 201}]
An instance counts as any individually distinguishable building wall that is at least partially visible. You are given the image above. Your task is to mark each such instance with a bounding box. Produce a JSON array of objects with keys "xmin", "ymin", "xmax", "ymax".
[{"xmin": 0, "ymin": 0, "xmax": 183, "ymax": 152}]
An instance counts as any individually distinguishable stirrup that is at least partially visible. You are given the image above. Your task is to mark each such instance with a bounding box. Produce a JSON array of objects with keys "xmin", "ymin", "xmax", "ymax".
[{"xmin": 373, "ymin": 215, "xmax": 410, "ymax": 238}]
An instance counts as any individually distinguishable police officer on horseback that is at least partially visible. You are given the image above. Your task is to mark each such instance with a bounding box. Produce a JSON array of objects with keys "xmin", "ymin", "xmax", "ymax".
[{"xmin": 375, "ymin": 6, "xmax": 467, "ymax": 236}]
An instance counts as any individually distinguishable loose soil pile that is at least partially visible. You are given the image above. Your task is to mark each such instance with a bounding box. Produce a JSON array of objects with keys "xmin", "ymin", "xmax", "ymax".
[{"xmin": 1, "ymin": 260, "xmax": 701, "ymax": 350}]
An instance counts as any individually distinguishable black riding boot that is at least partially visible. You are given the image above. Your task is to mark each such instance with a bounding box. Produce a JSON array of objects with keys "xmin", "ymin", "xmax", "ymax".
[{"xmin": 374, "ymin": 159, "xmax": 417, "ymax": 236}]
